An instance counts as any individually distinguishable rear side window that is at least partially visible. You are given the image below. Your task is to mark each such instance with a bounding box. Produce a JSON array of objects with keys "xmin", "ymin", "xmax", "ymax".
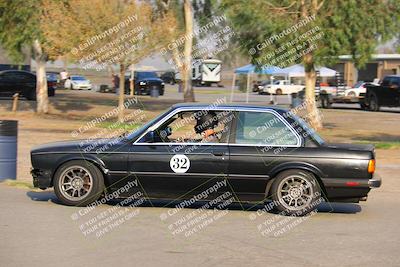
[
  {"xmin": 392, "ymin": 77, "xmax": 400, "ymax": 86},
  {"xmin": 14, "ymin": 72, "xmax": 35, "ymax": 82},
  {"xmin": 235, "ymin": 111, "xmax": 299, "ymax": 146}
]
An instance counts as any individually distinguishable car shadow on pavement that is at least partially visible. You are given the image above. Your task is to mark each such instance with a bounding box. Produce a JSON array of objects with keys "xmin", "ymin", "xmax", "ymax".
[
  {"xmin": 26, "ymin": 190, "xmax": 62, "ymax": 204},
  {"xmin": 25, "ymin": 191, "xmax": 362, "ymax": 215},
  {"xmin": 317, "ymin": 202, "xmax": 361, "ymax": 214},
  {"xmin": 108, "ymin": 198, "xmax": 362, "ymax": 215}
]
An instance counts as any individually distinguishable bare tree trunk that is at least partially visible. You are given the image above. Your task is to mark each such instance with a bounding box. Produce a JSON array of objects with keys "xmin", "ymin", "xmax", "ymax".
[
  {"xmin": 303, "ymin": 53, "xmax": 322, "ymax": 130},
  {"xmin": 130, "ymin": 65, "xmax": 134, "ymax": 96},
  {"xmin": 33, "ymin": 39, "xmax": 49, "ymax": 114},
  {"xmin": 300, "ymin": 0, "xmax": 322, "ymax": 130},
  {"xmin": 118, "ymin": 63, "xmax": 126, "ymax": 123},
  {"xmin": 182, "ymin": 0, "xmax": 195, "ymax": 102}
]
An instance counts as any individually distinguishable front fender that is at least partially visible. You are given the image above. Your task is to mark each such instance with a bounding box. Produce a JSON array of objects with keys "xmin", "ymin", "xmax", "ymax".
[{"xmin": 51, "ymin": 153, "xmax": 107, "ymax": 184}]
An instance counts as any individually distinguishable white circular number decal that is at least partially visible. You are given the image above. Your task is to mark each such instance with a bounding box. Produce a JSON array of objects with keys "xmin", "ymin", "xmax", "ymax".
[{"xmin": 170, "ymin": 154, "xmax": 190, "ymax": 173}]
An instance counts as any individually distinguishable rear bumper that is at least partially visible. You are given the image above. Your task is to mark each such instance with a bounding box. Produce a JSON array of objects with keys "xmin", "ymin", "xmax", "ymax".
[
  {"xmin": 368, "ymin": 174, "xmax": 382, "ymax": 188},
  {"xmin": 323, "ymin": 173, "xmax": 381, "ymax": 201}
]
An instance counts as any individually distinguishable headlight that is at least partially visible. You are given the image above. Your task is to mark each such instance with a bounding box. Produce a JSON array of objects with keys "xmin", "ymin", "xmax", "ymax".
[
  {"xmin": 161, "ymin": 82, "xmax": 165, "ymax": 85},
  {"xmin": 139, "ymin": 81, "xmax": 146, "ymax": 85}
]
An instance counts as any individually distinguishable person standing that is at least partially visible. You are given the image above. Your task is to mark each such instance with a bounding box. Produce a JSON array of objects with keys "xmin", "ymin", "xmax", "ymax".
[{"xmin": 60, "ymin": 69, "xmax": 68, "ymax": 88}]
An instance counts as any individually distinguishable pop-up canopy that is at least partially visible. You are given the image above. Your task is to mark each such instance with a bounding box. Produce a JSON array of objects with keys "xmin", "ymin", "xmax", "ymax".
[
  {"xmin": 272, "ymin": 64, "xmax": 337, "ymax": 78},
  {"xmin": 234, "ymin": 64, "xmax": 282, "ymax": 75},
  {"xmin": 231, "ymin": 64, "xmax": 282, "ymax": 103}
]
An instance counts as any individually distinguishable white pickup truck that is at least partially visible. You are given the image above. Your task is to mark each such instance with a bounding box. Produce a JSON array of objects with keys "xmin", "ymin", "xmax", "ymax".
[{"xmin": 258, "ymin": 80, "xmax": 304, "ymax": 95}]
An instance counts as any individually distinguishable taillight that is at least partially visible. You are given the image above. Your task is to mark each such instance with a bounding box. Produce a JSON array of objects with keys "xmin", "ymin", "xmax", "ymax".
[{"xmin": 368, "ymin": 159, "xmax": 376, "ymax": 173}]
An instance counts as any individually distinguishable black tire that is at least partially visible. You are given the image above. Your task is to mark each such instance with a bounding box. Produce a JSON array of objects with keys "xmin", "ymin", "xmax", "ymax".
[
  {"xmin": 25, "ymin": 90, "xmax": 36, "ymax": 101},
  {"xmin": 368, "ymin": 93, "xmax": 380, "ymax": 112},
  {"xmin": 270, "ymin": 169, "xmax": 322, "ymax": 216},
  {"xmin": 320, "ymin": 94, "xmax": 331, "ymax": 109},
  {"xmin": 360, "ymin": 102, "xmax": 367, "ymax": 110},
  {"xmin": 276, "ymin": 88, "xmax": 283, "ymax": 95},
  {"xmin": 53, "ymin": 160, "xmax": 105, "ymax": 206}
]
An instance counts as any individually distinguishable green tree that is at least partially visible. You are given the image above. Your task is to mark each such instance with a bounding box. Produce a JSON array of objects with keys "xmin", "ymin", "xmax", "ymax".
[
  {"xmin": 221, "ymin": 0, "xmax": 400, "ymax": 129},
  {"xmin": 0, "ymin": 0, "xmax": 49, "ymax": 114},
  {"xmin": 41, "ymin": 0, "xmax": 162, "ymax": 122}
]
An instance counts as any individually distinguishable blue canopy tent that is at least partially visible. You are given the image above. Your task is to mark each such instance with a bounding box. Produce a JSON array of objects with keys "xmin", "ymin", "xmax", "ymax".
[{"xmin": 230, "ymin": 64, "xmax": 282, "ymax": 103}]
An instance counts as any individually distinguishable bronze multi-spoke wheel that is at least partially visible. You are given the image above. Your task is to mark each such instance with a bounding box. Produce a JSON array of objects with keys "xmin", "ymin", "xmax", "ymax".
[
  {"xmin": 59, "ymin": 166, "xmax": 93, "ymax": 201},
  {"xmin": 54, "ymin": 160, "xmax": 104, "ymax": 206},
  {"xmin": 270, "ymin": 170, "xmax": 322, "ymax": 216}
]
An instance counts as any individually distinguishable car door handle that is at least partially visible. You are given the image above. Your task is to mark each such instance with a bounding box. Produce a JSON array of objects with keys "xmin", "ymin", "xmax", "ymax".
[{"xmin": 212, "ymin": 151, "xmax": 225, "ymax": 156}]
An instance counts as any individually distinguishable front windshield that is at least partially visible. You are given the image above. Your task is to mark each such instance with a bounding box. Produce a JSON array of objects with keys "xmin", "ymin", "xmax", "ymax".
[
  {"xmin": 137, "ymin": 72, "xmax": 157, "ymax": 79},
  {"xmin": 72, "ymin": 76, "xmax": 86, "ymax": 81},
  {"xmin": 353, "ymin": 81, "xmax": 364, "ymax": 88},
  {"xmin": 125, "ymin": 107, "xmax": 172, "ymax": 140}
]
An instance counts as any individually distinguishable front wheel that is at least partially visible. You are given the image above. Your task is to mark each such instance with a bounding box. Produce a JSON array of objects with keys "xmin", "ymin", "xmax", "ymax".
[
  {"xmin": 270, "ymin": 170, "xmax": 322, "ymax": 216},
  {"xmin": 54, "ymin": 160, "xmax": 105, "ymax": 206}
]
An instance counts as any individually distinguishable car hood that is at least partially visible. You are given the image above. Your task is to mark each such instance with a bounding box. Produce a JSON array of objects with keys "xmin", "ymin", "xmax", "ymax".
[
  {"xmin": 72, "ymin": 80, "xmax": 91, "ymax": 84},
  {"xmin": 31, "ymin": 138, "xmax": 123, "ymax": 154}
]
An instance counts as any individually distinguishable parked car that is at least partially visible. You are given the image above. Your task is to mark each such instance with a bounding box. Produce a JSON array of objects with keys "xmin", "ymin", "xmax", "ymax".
[
  {"xmin": 160, "ymin": 71, "xmax": 176, "ymax": 85},
  {"xmin": 344, "ymin": 81, "xmax": 379, "ymax": 97},
  {"xmin": 364, "ymin": 75, "xmax": 400, "ymax": 111},
  {"xmin": 259, "ymin": 80, "xmax": 304, "ymax": 95},
  {"xmin": 31, "ymin": 104, "xmax": 380, "ymax": 216},
  {"xmin": 64, "ymin": 75, "xmax": 92, "ymax": 90},
  {"xmin": 253, "ymin": 80, "xmax": 268, "ymax": 93},
  {"xmin": 46, "ymin": 72, "xmax": 61, "ymax": 89},
  {"xmin": 0, "ymin": 70, "xmax": 55, "ymax": 100},
  {"xmin": 124, "ymin": 71, "xmax": 165, "ymax": 95}
]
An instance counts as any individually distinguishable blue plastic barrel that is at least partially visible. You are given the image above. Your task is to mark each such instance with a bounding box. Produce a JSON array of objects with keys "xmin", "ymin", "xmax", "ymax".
[{"xmin": 0, "ymin": 120, "xmax": 18, "ymax": 180}]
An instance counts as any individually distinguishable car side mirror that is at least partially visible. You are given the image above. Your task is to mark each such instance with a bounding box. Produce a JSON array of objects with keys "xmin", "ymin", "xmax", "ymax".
[{"xmin": 142, "ymin": 131, "xmax": 156, "ymax": 143}]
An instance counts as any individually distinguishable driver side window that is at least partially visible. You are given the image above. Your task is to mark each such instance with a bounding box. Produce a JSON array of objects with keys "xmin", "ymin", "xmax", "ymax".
[{"xmin": 141, "ymin": 110, "xmax": 234, "ymax": 144}]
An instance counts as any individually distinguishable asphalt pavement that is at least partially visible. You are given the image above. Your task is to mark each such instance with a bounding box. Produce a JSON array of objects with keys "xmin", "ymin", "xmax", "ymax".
[{"xmin": 1, "ymin": 177, "xmax": 399, "ymax": 267}]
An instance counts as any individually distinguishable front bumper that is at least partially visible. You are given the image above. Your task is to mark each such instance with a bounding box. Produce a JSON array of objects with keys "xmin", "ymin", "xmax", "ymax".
[{"xmin": 31, "ymin": 168, "xmax": 52, "ymax": 189}]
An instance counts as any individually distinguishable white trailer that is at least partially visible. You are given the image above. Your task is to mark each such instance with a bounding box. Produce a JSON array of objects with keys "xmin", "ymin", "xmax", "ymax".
[{"xmin": 176, "ymin": 59, "xmax": 222, "ymax": 86}]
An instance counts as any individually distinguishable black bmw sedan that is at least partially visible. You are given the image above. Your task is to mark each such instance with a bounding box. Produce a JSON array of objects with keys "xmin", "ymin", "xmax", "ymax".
[{"xmin": 31, "ymin": 104, "xmax": 381, "ymax": 216}]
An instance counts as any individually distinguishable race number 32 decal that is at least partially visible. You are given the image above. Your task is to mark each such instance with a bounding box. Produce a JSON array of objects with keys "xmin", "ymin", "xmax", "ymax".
[{"xmin": 170, "ymin": 154, "xmax": 190, "ymax": 173}]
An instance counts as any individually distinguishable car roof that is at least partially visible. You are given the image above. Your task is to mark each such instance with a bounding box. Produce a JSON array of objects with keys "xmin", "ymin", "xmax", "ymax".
[
  {"xmin": 0, "ymin": 70, "xmax": 34, "ymax": 75},
  {"xmin": 171, "ymin": 103, "xmax": 288, "ymax": 112}
]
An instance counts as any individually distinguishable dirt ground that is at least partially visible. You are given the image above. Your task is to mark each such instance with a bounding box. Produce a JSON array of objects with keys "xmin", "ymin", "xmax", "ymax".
[{"xmin": 0, "ymin": 89, "xmax": 399, "ymax": 182}]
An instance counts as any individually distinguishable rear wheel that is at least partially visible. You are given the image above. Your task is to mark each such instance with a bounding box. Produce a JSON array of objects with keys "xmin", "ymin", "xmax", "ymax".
[
  {"xmin": 320, "ymin": 94, "xmax": 331, "ymax": 109},
  {"xmin": 54, "ymin": 160, "xmax": 105, "ymax": 206},
  {"xmin": 270, "ymin": 170, "xmax": 322, "ymax": 216},
  {"xmin": 25, "ymin": 90, "xmax": 36, "ymax": 101},
  {"xmin": 276, "ymin": 88, "xmax": 283, "ymax": 95},
  {"xmin": 368, "ymin": 93, "xmax": 380, "ymax": 111}
]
